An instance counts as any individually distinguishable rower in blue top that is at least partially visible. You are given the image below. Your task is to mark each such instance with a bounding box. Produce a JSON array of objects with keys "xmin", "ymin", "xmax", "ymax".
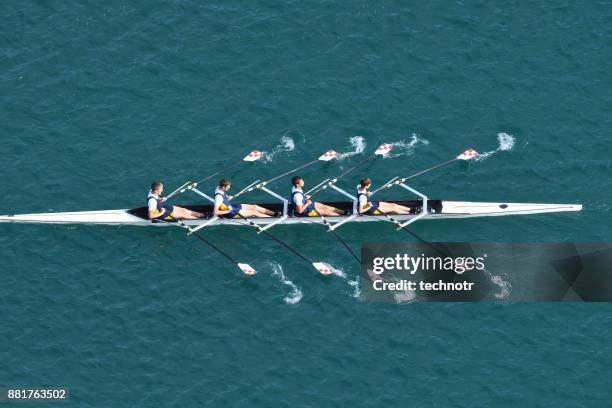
[
  {"xmin": 290, "ymin": 176, "xmax": 344, "ymax": 217},
  {"xmin": 357, "ymin": 177, "xmax": 412, "ymax": 215},
  {"xmin": 148, "ymin": 181, "xmax": 204, "ymax": 221},
  {"xmin": 214, "ymin": 179, "xmax": 274, "ymax": 218}
]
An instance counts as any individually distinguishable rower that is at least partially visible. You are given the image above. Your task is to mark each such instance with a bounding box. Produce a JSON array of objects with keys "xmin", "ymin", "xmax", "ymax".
[
  {"xmin": 214, "ymin": 179, "xmax": 275, "ymax": 218},
  {"xmin": 357, "ymin": 177, "xmax": 412, "ymax": 215},
  {"xmin": 290, "ymin": 176, "xmax": 344, "ymax": 217},
  {"xmin": 148, "ymin": 181, "xmax": 204, "ymax": 221}
]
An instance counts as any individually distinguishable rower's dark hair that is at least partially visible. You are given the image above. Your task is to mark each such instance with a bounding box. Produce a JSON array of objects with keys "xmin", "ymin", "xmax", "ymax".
[
  {"xmin": 219, "ymin": 179, "xmax": 231, "ymax": 187},
  {"xmin": 151, "ymin": 181, "xmax": 163, "ymax": 191},
  {"xmin": 291, "ymin": 176, "xmax": 303, "ymax": 186},
  {"xmin": 360, "ymin": 177, "xmax": 372, "ymax": 187}
]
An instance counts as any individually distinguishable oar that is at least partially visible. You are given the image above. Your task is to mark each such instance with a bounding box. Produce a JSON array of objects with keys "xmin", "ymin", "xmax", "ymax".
[
  {"xmin": 363, "ymin": 209, "xmax": 447, "ymax": 257},
  {"xmin": 293, "ymin": 144, "xmax": 393, "ymax": 263},
  {"xmin": 371, "ymin": 148, "xmax": 479, "ymax": 195},
  {"xmin": 308, "ymin": 143, "xmax": 393, "ymax": 198},
  {"xmin": 166, "ymin": 150, "xmax": 264, "ymax": 199},
  {"xmin": 233, "ymin": 213, "xmax": 336, "ymax": 276},
  {"xmin": 231, "ymin": 149, "xmax": 338, "ymax": 200},
  {"xmin": 295, "ymin": 143, "xmax": 392, "ymax": 262},
  {"xmin": 231, "ymin": 179, "xmax": 261, "ymax": 200},
  {"xmin": 165, "ymin": 217, "xmax": 257, "ymax": 275},
  {"xmin": 311, "ymin": 207, "xmax": 360, "ymax": 264}
]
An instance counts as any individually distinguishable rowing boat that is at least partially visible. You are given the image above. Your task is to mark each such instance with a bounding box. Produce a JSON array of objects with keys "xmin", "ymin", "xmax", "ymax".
[
  {"xmin": 0, "ymin": 145, "xmax": 583, "ymax": 275},
  {"xmin": 0, "ymin": 199, "xmax": 582, "ymax": 226}
]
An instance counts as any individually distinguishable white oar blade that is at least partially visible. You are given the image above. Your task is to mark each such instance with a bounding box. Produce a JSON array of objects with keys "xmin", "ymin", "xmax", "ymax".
[
  {"xmin": 238, "ymin": 263, "xmax": 257, "ymax": 275},
  {"xmin": 312, "ymin": 262, "xmax": 333, "ymax": 276},
  {"xmin": 374, "ymin": 143, "xmax": 393, "ymax": 156},
  {"xmin": 318, "ymin": 150, "xmax": 338, "ymax": 161},
  {"xmin": 243, "ymin": 150, "xmax": 264, "ymax": 162},
  {"xmin": 457, "ymin": 148, "xmax": 479, "ymax": 160}
]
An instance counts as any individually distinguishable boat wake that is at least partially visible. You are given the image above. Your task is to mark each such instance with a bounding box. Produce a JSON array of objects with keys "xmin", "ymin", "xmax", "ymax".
[
  {"xmin": 475, "ymin": 132, "xmax": 515, "ymax": 161},
  {"xmin": 269, "ymin": 262, "xmax": 303, "ymax": 304},
  {"xmin": 387, "ymin": 134, "xmax": 430, "ymax": 158},
  {"xmin": 337, "ymin": 136, "xmax": 367, "ymax": 161},
  {"xmin": 263, "ymin": 135, "xmax": 295, "ymax": 162}
]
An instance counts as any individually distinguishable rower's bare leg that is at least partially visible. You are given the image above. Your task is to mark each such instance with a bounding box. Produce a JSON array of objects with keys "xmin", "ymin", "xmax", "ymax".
[
  {"xmin": 314, "ymin": 202, "xmax": 344, "ymax": 216},
  {"xmin": 378, "ymin": 202, "xmax": 412, "ymax": 215},
  {"xmin": 242, "ymin": 204, "xmax": 275, "ymax": 216},
  {"xmin": 239, "ymin": 208, "xmax": 273, "ymax": 218},
  {"xmin": 172, "ymin": 206, "xmax": 205, "ymax": 219}
]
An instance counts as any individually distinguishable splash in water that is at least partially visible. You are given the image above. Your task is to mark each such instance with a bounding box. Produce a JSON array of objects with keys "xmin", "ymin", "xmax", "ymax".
[
  {"xmin": 475, "ymin": 132, "xmax": 516, "ymax": 161},
  {"xmin": 337, "ymin": 136, "xmax": 367, "ymax": 160},
  {"xmin": 263, "ymin": 135, "xmax": 295, "ymax": 162},
  {"xmin": 269, "ymin": 262, "xmax": 303, "ymax": 304},
  {"xmin": 386, "ymin": 134, "xmax": 430, "ymax": 158},
  {"xmin": 490, "ymin": 274, "xmax": 511, "ymax": 299},
  {"xmin": 328, "ymin": 266, "xmax": 361, "ymax": 298}
]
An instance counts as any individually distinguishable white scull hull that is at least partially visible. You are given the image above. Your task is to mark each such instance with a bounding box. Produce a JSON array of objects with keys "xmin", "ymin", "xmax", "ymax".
[{"xmin": 0, "ymin": 201, "xmax": 582, "ymax": 226}]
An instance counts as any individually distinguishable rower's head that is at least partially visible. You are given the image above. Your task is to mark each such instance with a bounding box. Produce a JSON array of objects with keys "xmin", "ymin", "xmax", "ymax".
[
  {"xmin": 151, "ymin": 181, "xmax": 163, "ymax": 195},
  {"xmin": 219, "ymin": 179, "xmax": 231, "ymax": 191},
  {"xmin": 292, "ymin": 176, "xmax": 304, "ymax": 189},
  {"xmin": 360, "ymin": 177, "xmax": 373, "ymax": 190}
]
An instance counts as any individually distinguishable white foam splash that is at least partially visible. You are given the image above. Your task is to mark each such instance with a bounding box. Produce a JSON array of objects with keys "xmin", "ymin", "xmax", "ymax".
[
  {"xmin": 386, "ymin": 134, "xmax": 430, "ymax": 158},
  {"xmin": 393, "ymin": 290, "xmax": 417, "ymax": 304},
  {"xmin": 263, "ymin": 135, "xmax": 295, "ymax": 162},
  {"xmin": 475, "ymin": 132, "xmax": 516, "ymax": 161},
  {"xmin": 490, "ymin": 274, "xmax": 511, "ymax": 299},
  {"xmin": 269, "ymin": 263, "xmax": 303, "ymax": 304},
  {"xmin": 337, "ymin": 136, "xmax": 367, "ymax": 160},
  {"xmin": 329, "ymin": 266, "xmax": 361, "ymax": 298},
  {"xmin": 348, "ymin": 274, "xmax": 361, "ymax": 298}
]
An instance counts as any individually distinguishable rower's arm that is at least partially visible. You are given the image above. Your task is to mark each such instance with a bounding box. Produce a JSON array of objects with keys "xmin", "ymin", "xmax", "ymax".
[
  {"xmin": 213, "ymin": 206, "xmax": 231, "ymax": 216},
  {"xmin": 213, "ymin": 194, "xmax": 231, "ymax": 216},
  {"xmin": 148, "ymin": 208, "xmax": 166, "ymax": 219},
  {"xmin": 358, "ymin": 203, "xmax": 372, "ymax": 214},
  {"xmin": 294, "ymin": 195, "xmax": 312, "ymax": 214},
  {"xmin": 357, "ymin": 195, "xmax": 370, "ymax": 214},
  {"xmin": 148, "ymin": 198, "xmax": 165, "ymax": 219}
]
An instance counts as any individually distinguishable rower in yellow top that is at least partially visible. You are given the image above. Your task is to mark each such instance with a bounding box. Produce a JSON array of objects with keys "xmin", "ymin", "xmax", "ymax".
[
  {"xmin": 357, "ymin": 177, "xmax": 413, "ymax": 215},
  {"xmin": 214, "ymin": 179, "xmax": 275, "ymax": 218},
  {"xmin": 148, "ymin": 181, "xmax": 204, "ymax": 221},
  {"xmin": 290, "ymin": 176, "xmax": 344, "ymax": 217}
]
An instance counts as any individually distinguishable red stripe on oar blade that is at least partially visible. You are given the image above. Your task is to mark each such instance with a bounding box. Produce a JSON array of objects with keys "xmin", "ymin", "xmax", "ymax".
[
  {"xmin": 374, "ymin": 143, "xmax": 393, "ymax": 155},
  {"xmin": 318, "ymin": 150, "xmax": 338, "ymax": 161},
  {"xmin": 456, "ymin": 148, "xmax": 479, "ymax": 160},
  {"xmin": 238, "ymin": 263, "xmax": 257, "ymax": 275},
  {"xmin": 243, "ymin": 150, "xmax": 264, "ymax": 162}
]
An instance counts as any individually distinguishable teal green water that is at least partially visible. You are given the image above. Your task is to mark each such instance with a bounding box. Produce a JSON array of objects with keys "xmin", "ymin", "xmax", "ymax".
[{"xmin": 1, "ymin": 1, "xmax": 611, "ymax": 406}]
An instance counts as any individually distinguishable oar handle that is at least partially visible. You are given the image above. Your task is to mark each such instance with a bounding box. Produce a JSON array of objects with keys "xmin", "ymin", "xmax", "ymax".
[
  {"xmin": 166, "ymin": 181, "xmax": 196, "ymax": 200},
  {"xmin": 305, "ymin": 178, "xmax": 330, "ymax": 195},
  {"xmin": 371, "ymin": 176, "xmax": 401, "ymax": 195},
  {"xmin": 232, "ymin": 180, "xmax": 267, "ymax": 200},
  {"xmin": 310, "ymin": 151, "xmax": 378, "ymax": 199},
  {"xmin": 309, "ymin": 178, "xmax": 338, "ymax": 198}
]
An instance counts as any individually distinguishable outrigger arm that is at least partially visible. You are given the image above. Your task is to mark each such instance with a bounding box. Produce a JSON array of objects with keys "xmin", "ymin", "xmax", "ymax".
[{"xmin": 326, "ymin": 185, "xmax": 359, "ymax": 231}]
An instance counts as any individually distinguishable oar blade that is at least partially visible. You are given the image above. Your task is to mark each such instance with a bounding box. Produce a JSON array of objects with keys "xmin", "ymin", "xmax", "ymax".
[
  {"xmin": 318, "ymin": 150, "xmax": 338, "ymax": 161},
  {"xmin": 238, "ymin": 263, "xmax": 257, "ymax": 275},
  {"xmin": 243, "ymin": 150, "xmax": 264, "ymax": 162},
  {"xmin": 374, "ymin": 143, "xmax": 393, "ymax": 156},
  {"xmin": 312, "ymin": 262, "xmax": 334, "ymax": 276},
  {"xmin": 457, "ymin": 148, "xmax": 479, "ymax": 160}
]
